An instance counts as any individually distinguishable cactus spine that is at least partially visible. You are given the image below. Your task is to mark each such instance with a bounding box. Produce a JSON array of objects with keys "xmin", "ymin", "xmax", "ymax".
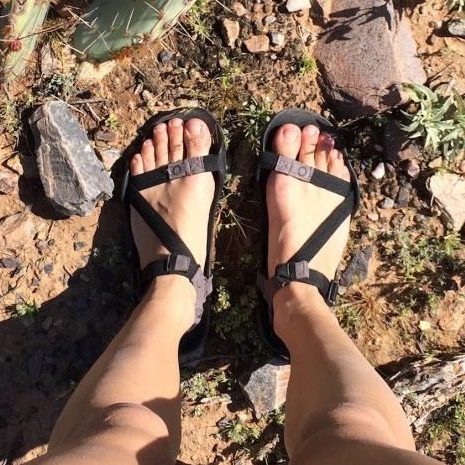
[
  {"xmin": 0, "ymin": 0, "xmax": 50, "ymax": 82},
  {"xmin": 72, "ymin": 0, "xmax": 195, "ymax": 63}
]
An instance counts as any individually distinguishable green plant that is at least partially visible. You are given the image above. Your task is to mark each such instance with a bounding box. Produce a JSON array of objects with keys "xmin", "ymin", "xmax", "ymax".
[
  {"xmin": 240, "ymin": 98, "xmax": 272, "ymax": 146},
  {"xmin": 104, "ymin": 113, "xmax": 120, "ymax": 130},
  {"xmin": 220, "ymin": 417, "xmax": 261, "ymax": 445},
  {"xmin": 10, "ymin": 301, "xmax": 40, "ymax": 318},
  {"xmin": 401, "ymin": 84, "xmax": 465, "ymax": 159},
  {"xmin": 335, "ymin": 305, "xmax": 362, "ymax": 336},
  {"xmin": 298, "ymin": 53, "xmax": 318, "ymax": 76},
  {"xmin": 0, "ymin": 98, "xmax": 20, "ymax": 133},
  {"xmin": 185, "ymin": 0, "xmax": 212, "ymax": 39},
  {"xmin": 41, "ymin": 73, "xmax": 76, "ymax": 101},
  {"xmin": 0, "ymin": 0, "xmax": 50, "ymax": 82},
  {"xmin": 181, "ymin": 369, "xmax": 227, "ymax": 401},
  {"xmin": 73, "ymin": 0, "xmax": 196, "ymax": 62}
]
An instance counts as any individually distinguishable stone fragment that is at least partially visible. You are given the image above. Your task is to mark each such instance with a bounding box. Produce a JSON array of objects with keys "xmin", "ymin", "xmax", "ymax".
[
  {"xmin": 264, "ymin": 15, "xmax": 276, "ymax": 25},
  {"xmin": 428, "ymin": 157, "xmax": 443, "ymax": 169},
  {"xmin": 0, "ymin": 257, "xmax": 21, "ymax": 269},
  {"xmin": 286, "ymin": 0, "xmax": 311, "ymax": 12},
  {"xmin": 314, "ymin": 0, "xmax": 426, "ymax": 118},
  {"xmin": 447, "ymin": 19, "xmax": 465, "ymax": 38},
  {"xmin": 371, "ymin": 162, "xmax": 385, "ymax": 180},
  {"xmin": 30, "ymin": 101, "xmax": 114, "ymax": 217},
  {"xmin": 270, "ymin": 32, "xmax": 285, "ymax": 46},
  {"xmin": 0, "ymin": 211, "xmax": 44, "ymax": 250},
  {"xmin": 77, "ymin": 60, "xmax": 116, "ymax": 83},
  {"xmin": 0, "ymin": 170, "xmax": 18, "ymax": 194},
  {"xmin": 428, "ymin": 173, "xmax": 465, "ymax": 231},
  {"xmin": 404, "ymin": 159, "xmax": 420, "ymax": 178},
  {"xmin": 367, "ymin": 212, "xmax": 379, "ymax": 222},
  {"xmin": 438, "ymin": 292, "xmax": 465, "ymax": 331},
  {"xmin": 240, "ymin": 359, "xmax": 290, "ymax": 417},
  {"xmin": 340, "ymin": 246, "xmax": 373, "ymax": 287},
  {"xmin": 158, "ymin": 50, "xmax": 174, "ymax": 63},
  {"xmin": 232, "ymin": 1, "xmax": 249, "ymax": 16},
  {"xmin": 222, "ymin": 19, "xmax": 240, "ymax": 47},
  {"xmin": 95, "ymin": 129, "xmax": 118, "ymax": 144},
  {"xmin": 396, "ymin": 186, "xmax": 410, "ymax": 208},
  {"xmin": 244, "ymin": 34, "xmax": 270, "ymax": 53},
  {"xmin": 380, "ymin": 197, "xmax": 395, "ymax": 209},
  {"xmin": 99, "ymin": 148, "xmax": 122, "ymax": 171}
]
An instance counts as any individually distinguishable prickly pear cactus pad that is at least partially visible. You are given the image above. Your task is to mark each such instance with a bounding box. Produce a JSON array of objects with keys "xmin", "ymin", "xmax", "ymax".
[
  {"xmin": 0, "ymin": 0, "xmax": 50, "ymax": 82},
  {"xmin": 72, "ymin": 0, "xmax": 196, "ymax": 63}
]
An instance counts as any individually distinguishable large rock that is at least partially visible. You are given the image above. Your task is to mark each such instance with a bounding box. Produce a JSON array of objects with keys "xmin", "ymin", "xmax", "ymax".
[
  {"xmin": 30, "ymin": 101, "xmax": 114, "ymax": 216},
  {"xmin": 314, "ymin": 0, "xmax": 426, "ymax": 118},
  {"xmin": 240, "ymin": 359, "xmax": 290, "ymax": 417},
  {"xmin": 340, "ymin": 246, "xmax": 373, "ymax": 287},
  {"xmin": 428, "ymin": 173, "xmax": 465, "ymax": 232}
]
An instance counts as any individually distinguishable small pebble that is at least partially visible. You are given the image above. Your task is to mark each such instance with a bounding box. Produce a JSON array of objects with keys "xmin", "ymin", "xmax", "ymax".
[
  {"xmin": 371, "ymin": 162, "xmax": 386, "ymax": 180},
  {"xmin": 44, "ymin": 263, "xmax": 54, "ymax": 274},
  {"xmin": 158, "ymin": 50, "xmax": 174, "ymax": 64},
  {"xmin": 374, "ymin": 144, "xmax": 384, "ymax": 153},
  {"xmin": 367, "ymin": 212, "xmax": 379, "ymax": 222},
  {"xmin": 396, "ymin": 186, "xmax": 410, "ymax": 207},
  {"xmin": 74, "ymin": 241, "xmax": 86, "ymax": 251},
  {"xmin": 36, "ymin": 240, "xmax": 48, "ymax": 252},
  {"xmin": 286, "ymin": 0, "xmax": 311, "ymax": 12},
  {"xmin": 0, "ymin": 257, "xmax": 21, "ymax": 269},
  {"xmin": 270, "ymin": 32, "xmax": 285, "ymax": 46},
  {"xmin": 380, "ymin": 197, "xmax": 395, "ymax": 209},
  {"xmin": 405, "ymin": 159, "xmax": 420, "ymax": 178},
  {"xmin": 264, "ymin": 15, "xmax": 276, "ymax": 25},
  {"xmin": 428, "ymin": 157, "xmax": 442, "ymax": 169}
]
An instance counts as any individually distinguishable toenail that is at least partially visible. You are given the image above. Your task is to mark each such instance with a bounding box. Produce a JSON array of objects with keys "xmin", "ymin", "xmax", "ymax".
[
  {"xmin": 283, "ymin": 126, "xmax": 300, "ymax": 140},
  {"xmin": 144, "ymin": 139, "xmax": 153, "ymax": 145},
  {"xmin": 169, "ymin": 118, "xmax": 183, "ymax": 127},
  {"xmin": 186, "ymin": 120, "xmax": 203, "ymax": 136},
  {"xmin": 304, "ymin": 126, "xmax": 319, "ymax": 136},
  {"xmin": 154, "ymin": 124, "xmax": 166, "ymax": 132},
  {"xmin": 323, "ymin": 135, "xmax": 334, "ymax": 148}
]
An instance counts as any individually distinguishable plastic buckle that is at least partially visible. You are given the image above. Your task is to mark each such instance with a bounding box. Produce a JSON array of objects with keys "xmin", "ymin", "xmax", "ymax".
[
  {"xmin": 326, "ymin": 280, "xmax": 339, "ymax": 306},
  {"xmin": 165, "ymin": 254, "xmax": 175, "ymax": 272}
]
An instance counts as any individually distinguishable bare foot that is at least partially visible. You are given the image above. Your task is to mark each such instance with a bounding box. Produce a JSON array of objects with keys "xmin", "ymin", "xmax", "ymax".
[
  {"xmin": 267, "ymin": 124, "xmax": 351, "ymax": 284},
  {"xmin": 130, "ymin": 118, "xmax": 214, "ymax": 272}
]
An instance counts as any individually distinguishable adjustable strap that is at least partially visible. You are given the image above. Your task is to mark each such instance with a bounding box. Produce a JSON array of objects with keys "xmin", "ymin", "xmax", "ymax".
[
  {"xmin": 131, "ymin": 154, "xmax": 226, "ymax": 191},
  {"xmin": 257, "ymin": 261, "xmax": 339, "ymax": 307},
  {"xmin": 258, "ymin": 151, "xmax": 352, "ymax": 198},
  {"xmin": 142, "ymin": 254, "xmax": 213, "ymax": 325}
]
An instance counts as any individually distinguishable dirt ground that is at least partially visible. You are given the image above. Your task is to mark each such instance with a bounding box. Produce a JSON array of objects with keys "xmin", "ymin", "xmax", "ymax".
[{"xmin": 1, "ymin": 1, "xmax": 465, "ymax": 464}]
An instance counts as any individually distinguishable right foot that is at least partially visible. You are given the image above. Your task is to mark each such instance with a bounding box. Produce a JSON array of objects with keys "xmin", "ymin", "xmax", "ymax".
[{"xmin": 267, "ymin": 124, "xmax": 351, "ymax": 293}]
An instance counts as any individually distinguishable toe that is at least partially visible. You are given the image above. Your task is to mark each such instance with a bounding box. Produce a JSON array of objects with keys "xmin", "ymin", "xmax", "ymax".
[
  {"xmin": 315, "ymin": 133, "xmax": 334, "ymax": 171},
  {"xmin": 131, "ymin": 153, "xmax": 144, "ymax": 176},
  {"xmin": 141, "ymin": 138, "xmax": 155, "ymax": 172},
  {"xmin": 299, "ymin": 125, "xmax": 319, "ymax": 166},
  {"xmin": 153, "ymin": 123, "xmax": 169, "ymax": 167},
  {"xmin": 272, "ymin": 124, "xmax": 301, "ymax": 159},
  {"xmin": 168, "ymin": 118, "xmax": 184, "ymax": 162},
  {"xmin": 328, "ymin": 149, "xmax": 350, "ymax": 181},
  {"xmin": 184, "ymin": 118, "xmax": 212, "ymax": 157}
]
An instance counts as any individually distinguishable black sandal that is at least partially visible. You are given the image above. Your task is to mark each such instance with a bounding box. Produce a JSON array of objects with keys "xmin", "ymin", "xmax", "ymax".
[
  {"xmin": 256, "ymin": 109, "xmax": 360, "ymax": 359},
  {"xmin": 122, "ymin": 108, "xmax": 227, "ymax": 365}
]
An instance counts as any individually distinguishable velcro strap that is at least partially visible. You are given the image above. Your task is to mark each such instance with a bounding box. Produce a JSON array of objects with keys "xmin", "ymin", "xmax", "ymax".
[
  {"xmin": 142, "ymin": 254, "xmax": 213, "ymax": 324},
  {"xmin": 258, "ymin": 151, "xmax": 351, "ymax": 197},
  {"xmin": 168, "ymin": 157, "xmax": 205, "ymax": 179},
  {"xmin": 257, "ymin": 263, "xmax": 339, "ymax": 306},
  {"xmin": 131, "ymin": 154, "xmax": 226, "ymax": 191}
]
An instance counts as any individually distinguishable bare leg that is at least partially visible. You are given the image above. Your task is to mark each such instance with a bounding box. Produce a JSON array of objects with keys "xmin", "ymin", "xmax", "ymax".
[
  {"xmin": 29, "ymin": 117, "xmax": 214, "ymax": 465},
  {"xmin": 267, "ymin": 124, "xmax": 444, "ymax": 465}
]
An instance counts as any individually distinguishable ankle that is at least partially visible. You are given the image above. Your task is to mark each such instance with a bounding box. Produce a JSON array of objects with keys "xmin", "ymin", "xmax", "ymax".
[{"xmin": 273, "ymin": 283, "xmax": 328, "ymax": 339}]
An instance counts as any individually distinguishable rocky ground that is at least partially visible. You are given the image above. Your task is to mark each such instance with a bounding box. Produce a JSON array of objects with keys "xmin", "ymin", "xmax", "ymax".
[{"xmin": 1, "ymin": 0, "xmax": 465, "ymax": 464}]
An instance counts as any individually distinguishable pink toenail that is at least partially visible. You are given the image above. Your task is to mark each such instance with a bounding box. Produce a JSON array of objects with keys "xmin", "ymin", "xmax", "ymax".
[
  {"xmin": 283, "ymin": 127, "xmax": 299, "ymax": 139},
  {"xmin": 144, "ymin": 139, "xmax": 153, "ymax": 145},
  {"xmin": 154, "ymin": 124, "xmax": 166, "ymax": 132}
]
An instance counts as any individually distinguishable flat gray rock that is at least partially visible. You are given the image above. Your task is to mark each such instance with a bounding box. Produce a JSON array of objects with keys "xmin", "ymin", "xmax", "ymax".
[
  {"xmin": 30, "ymin": 101, "xmax": 114, "ymax": 216},
  {"xmin": 240, "ymin": 359, "xmax": 290, "ymax": 418},
  {"xmin": 428, "ymin": 173, "xmax": 465, "ymax": 232},
  {"xmin": 314, "ymin": 0, "xmax": 426, "ymax": 117},
  {"xmin": 340, "ymin": 246, "xmax": 373, "ymax": 287}
]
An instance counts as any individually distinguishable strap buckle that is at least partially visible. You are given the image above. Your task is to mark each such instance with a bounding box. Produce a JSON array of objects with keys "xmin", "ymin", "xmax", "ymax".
[
  {"xmin": 326, "ymin": 280, "xmax": 339, "ymax": 306},
  {"xmin": 275, "ymin": 263, "xmax": 291, "ymax": 285},
  {"xmin": 165, "ymin": 254, "xmax": 191, "ymax": 273}
]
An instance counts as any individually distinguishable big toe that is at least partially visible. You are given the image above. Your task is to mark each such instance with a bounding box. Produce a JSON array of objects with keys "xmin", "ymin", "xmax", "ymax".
[
  {"xmin": 184, "ymin": 118, "xmax": 212, "ymax": 157},
  {"xmin": 272, "ymin": 124, "xmax": 302, "ymax": 159}
]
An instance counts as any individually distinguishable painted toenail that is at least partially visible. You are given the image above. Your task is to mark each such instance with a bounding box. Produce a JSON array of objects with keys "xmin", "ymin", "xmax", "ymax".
[
  {"xmin": 304, "ymin": 126, "xmax": 319, "ymax": 136},
  {"xmin": 283, "ymin": 126, "xmax": 300, "ymax": 140}
]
